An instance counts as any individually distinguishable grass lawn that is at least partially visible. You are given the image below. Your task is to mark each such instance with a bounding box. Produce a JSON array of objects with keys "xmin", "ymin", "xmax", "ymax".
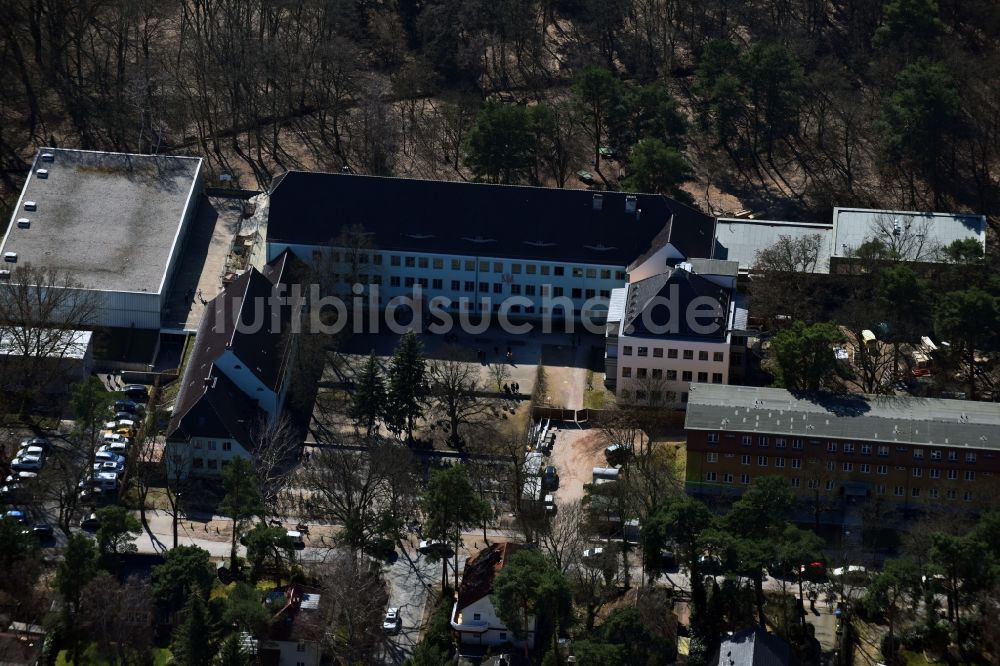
[{"xmin": 899, "ymin": 650, "xmax": 948, "ymax": 666}]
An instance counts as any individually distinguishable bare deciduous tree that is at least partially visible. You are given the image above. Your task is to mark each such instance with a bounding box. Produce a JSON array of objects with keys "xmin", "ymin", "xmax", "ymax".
[
  {"xmin": 538, "ymin": 499, "xmax": 589, "ymax": 574},
  {"xmin": 308, "ymin": 553, "xmax": 388, "ymax": 664},
  {"xmin": 752, "ymin": 234, "xmax": 826, "ymax": 273},
  {"xmin": 427, "ymin": 352, "xmax": 494, "ymax": 448},
  {"xmin": 249, "ymin": 413, "xmax": 301, "ymax": 518}
]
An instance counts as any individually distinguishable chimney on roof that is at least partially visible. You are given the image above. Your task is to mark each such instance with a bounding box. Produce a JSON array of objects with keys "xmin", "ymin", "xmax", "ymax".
[
  {"xmin": 592, "ymin": 193, "xmax": 603, "ymax": 211},
  {"xmin": 625, "ymin": 195, "xmax": 637, "ymax": 213}
]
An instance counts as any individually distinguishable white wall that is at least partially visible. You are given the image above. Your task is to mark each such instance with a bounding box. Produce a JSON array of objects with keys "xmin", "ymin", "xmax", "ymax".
[
  {"xmin": 627, "ymin": 242, "xmax": 684, "ymax": 282},
  {"xmin": 614, "ymin": 336, "xmax": 730, "ymax": 406},
  {"xmin": 259, "ymin": 639, "xmax": 321, "ymax": 666},
  {"xmin": 166, "ymin": 436, "xmax": 251, "ymax": 479},
  {"xmin": 451, "ymin": 597, "xmax": 535, "ymax": 649},
  {"xmin": 214, "ymin": 349, "xmax": 280, "ymax": 417}
]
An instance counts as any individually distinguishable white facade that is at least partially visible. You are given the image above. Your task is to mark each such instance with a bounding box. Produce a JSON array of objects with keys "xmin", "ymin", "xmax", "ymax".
[
  {"xmin": 186, "ymin": 436, "xmax": 251, "ymax": 476},
  {"xmin": 269, "ymin": 243, "xmax": 626, "ymax": 322},
  {"xmin": 258, "ymin": 639, "xmax": 321, "ymax": 666},
  {"xmin": 213, "ymin": 349, "xmax": 285, "ymax": 418},
  {"xmin": 614, "ymin": 337, "xmax": 730, "ymax": 406},
  {"xmin": 451, "ymin": 596, "xmax": 535, "ymax": 649}
]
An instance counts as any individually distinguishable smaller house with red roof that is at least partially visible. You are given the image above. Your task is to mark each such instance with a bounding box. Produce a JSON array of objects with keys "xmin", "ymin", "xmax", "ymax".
[{"xmin": 450, "ymin": 543, "xmax": 535, "ymax": 650}]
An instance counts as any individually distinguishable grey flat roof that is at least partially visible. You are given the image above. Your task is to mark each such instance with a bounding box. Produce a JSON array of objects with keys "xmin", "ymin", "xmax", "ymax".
[
  {"xmin": 712, "ymin": 218, "xmax": 833, "ymax": 273},
  {"xmin": 685, "ymin": 383, "xmax": 1000, "ymax": 450},
  {"xmin": 687, "ymin": 258, "xmax": 739, "ymax": 277},
  {"xmin": 832, "ymin": 207, "xmax": 985, "ymax": 260},
  {"xmin": 1, "ymin": 148, "xmax": 202, "ymax": 294}
]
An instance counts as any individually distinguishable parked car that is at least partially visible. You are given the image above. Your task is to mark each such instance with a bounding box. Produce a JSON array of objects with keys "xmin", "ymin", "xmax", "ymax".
[
  {"xmin": 5, "ymin": 471, "xmax": 38, "ymax": 483},
  {"xmin": 93, "ymin": 461, "xmax": 124, "ymax": 474},
  {"xmin": 604, "ymin": 443, "xmax": 631, "ymax": 465},
  {"xmin": 285, "ymin": 530, "xmax": 306, "ymax": 549},
  {"xmin": 114, "ymin": 400, "xmax": 143, "ymax": 415},
  {"xmin": 95, "ymin": 450, "xmax": 126, "ymax": 464},
  {"xmin": 10, "ymin": 456, "xmax": 42, "ymax": 471},
  {"xmin": 418, "ymin": 539, "xmax": 451, "ymax": 556},
  {"xmin": 113, "ymin": 412, "xmax": 136, "ymax": 423},
  {"xmin": 102, "ymin": 434, "xmax": 129, "ymax": 446},
  {"xmin": 80, "ymin": 512, "xmax": 100, "ymax": 529},
  {"xmin": 5, "ymin": 510, "xmax": 27, "ymax": 524},
  {"xmin": 19, "ymin": 437, "xmax": 51, "ymax": 452},
  {"xmin": 383, "ymin": 608, "xmax": 401, "ymax": 634},
  {"xmin": 30, "ymin": 523, "xmax": 53, "ymax": 540},
  {"xmin": 0, "ymin": 484, "xmax": 20, "ymax": 499},
  {"xmin": 98, "ymin": 443, "xmax": 128, "ymax": 455},
  {"xmin": 21, "ymin": 446, "xmax": 47, "ymax": 460},
  {"xmin": 542, "ymin": 465, "xmax": 559, "ymax": 490},
  {"xmin": 582, "ymin": 546, "xmax": 605, "ymax": 561},
  {"xmin": 122, "ymin": 385, "xmax": 148, "ymax": 401}
]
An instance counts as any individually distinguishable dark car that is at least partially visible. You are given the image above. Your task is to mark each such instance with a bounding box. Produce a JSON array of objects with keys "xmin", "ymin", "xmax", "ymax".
[
  {"xmin": 80, "ymin": 512, "xmax": 100, "ymax": 529},
  {"xmin": 19, "ymin": 437, "xmax": 51, "ymax": 452},
  {"xmin": 113, "ymin": 400, "xmax": 143, "ymax": 415},
  {"xmin": 543, "ymin": 466, "xmax": 559, "ymax": 490},
  {"xmin": 604, "ymin": 444, "xmax": 631, "ymax": 465},
  {"xmin": 122, "ymin": 385, "xmax": 148, "ymax": 401},
  {"xmin": 31, "ymin": 523, "xmax": 54, "ymax": 540}
]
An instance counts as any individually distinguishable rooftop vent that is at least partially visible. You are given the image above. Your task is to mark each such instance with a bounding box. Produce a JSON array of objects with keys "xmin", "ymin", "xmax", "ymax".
[
  {"xmin": 593, "ymin": 193, "xmax": 603, "ymax": 211},
  {"xmin": 462, "ymin": 236, "xmax": 496, "ymax": 244},
  {"xmin": 40, "ymin": 152, "xmax": 54, "ymax": 162},
  {"xmin": 16, "ymin": 218, "xmax": 30, "ymax": 229},
  {"xmin": 4, "ymin": 252, "xmax": 17, "ymax": 263},
  {"xmin": 625, "ymin": 195, "xmax": 637, "ymax": 213},
  {"xmin": 23, "ymin": 201, "xmax": 36, "ymax": 211},
  {"xmin": 36, "ymin": 169, "xmax": 48, "ymax": 179}
]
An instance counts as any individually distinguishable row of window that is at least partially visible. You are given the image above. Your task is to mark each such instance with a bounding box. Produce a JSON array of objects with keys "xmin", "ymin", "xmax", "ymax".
[
  {"xmin": 192, "ymin": 458, "xmax": 230, "ymax": 470},
  {"xmin": 621, "ymin": 367, "xmax": 724, "ymax": 383},
  {"xmin": 710, "ymin": 453, "xmax": 978, "ymax": 480},
  {"xmin": 623, "ymin": 346, "xmax": 726, "ymax": 362},
  {"xmin": 380, "ymin": 276, "xmax": 613, "ymax": 300},
  {"xmin": 703, "ymin": 473, "xmax": 977, "ymax": 500},
  {"xmin": 331, "ymin": 250, "xmax": 627, "ymax": 281},
  {"xmin": 717, "ymin": 434, "xmax": 981, "ymax": 463},
  {"xmin": 193, "ymin": 440, "xmax": 233, "ymax": 452},
  {"xmin": 619, "ymin": 389, "xmax": 689, "ymax": 404}
]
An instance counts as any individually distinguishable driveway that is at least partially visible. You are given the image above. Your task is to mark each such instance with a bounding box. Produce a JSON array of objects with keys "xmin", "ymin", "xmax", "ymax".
[{"xmin": 546, "ymin": 427, "xmax": 609, "ymax": 505}]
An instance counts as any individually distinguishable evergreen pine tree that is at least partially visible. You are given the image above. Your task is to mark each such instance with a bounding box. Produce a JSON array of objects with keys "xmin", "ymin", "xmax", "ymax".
[
  {"xmin": 350, "ymin": 352, "xmax": 386, "ymax": 438},
  {"xmin": 214, "ymin": 634, "xmax": 246, "ymax": 666},
  {"xmin": 171, "ymin": 592, "xmax": 215, "ymax": 666},
  {"xmin": 386, "ymin": 330, "xmax": 426, "ymax": 441}
]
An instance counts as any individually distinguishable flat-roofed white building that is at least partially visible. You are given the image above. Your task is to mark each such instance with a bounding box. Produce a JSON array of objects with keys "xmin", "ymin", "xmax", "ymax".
[{"xmin": 0, "ymin": 148, "xmax": 203, "ymax": 329}]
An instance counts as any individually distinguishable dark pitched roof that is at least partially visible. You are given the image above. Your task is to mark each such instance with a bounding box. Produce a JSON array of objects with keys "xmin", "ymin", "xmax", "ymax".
[
  {"xmin": 267, "ymin": 172, "xmax": 715, "ymax": 265},
  {"xmin": 268, "ymin": 584, "xmax": 325, "ymax": 643},
  {"xmin": 622, "ymin": 266, "xmax": 731, "ymax": 340},
  {"xmin": 457, "ymin": 542, "xmax": 520, "ymax": 609},
  {"xmin": 713, "ymin": 627, "xmax": 795, "ymax": 666},
  {"xmin": 167, "ymin": 369, "xmax": 257, "ymax": 445},
  {"xmin": 167, "ymin": 252, "xmax": 296, "ymax": 443}
]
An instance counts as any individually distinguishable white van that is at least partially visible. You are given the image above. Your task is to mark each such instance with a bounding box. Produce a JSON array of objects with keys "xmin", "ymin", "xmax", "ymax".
[{"xmin": 286, "ymin": 530, "xmax": 305, "ymax": 548}]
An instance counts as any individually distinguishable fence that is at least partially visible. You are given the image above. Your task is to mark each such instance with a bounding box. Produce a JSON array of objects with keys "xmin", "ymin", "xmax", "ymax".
[{"xmin": 530, "ymin": 406, "xmax": 685, "ymax": 427}]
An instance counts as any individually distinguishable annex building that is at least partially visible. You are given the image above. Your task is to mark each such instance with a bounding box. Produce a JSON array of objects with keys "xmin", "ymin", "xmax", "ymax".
[
  {"xmin": 261, "ymin": 171, "xmax": 716, "ymax": 322},
  {"xmin": 0, "ymin": 148, "xmax": 203, "ymax": 329},
  {"xmin": 684, "ymin": 383, "xmax": 1000, "ymax": 509}
]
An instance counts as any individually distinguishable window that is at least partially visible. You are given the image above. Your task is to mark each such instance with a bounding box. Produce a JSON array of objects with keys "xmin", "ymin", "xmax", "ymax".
[
  {"xmin": 948, "ymin": 469, "xmax": 958, "ymax": 480},
  {"xmin": 912, "ymin": 487, "xmax": 920, "ymax": 498},
  {"xmin": 707, "ymin": 453, "xmax": 718, "ymax": 463},
  {"xmin": 208, "ymin": 460, "xmax": 217, "ymax": 470},
  {"xmin": 965, "ymin": 470, "xmax": 975, "ymax": 481},
  {"xmin": 571, "ymin": 288, "xmax": 582, "ymax": 298},
  {"xmin": 653, "ymin": 348, "xmax": 663, "ymax": 358},
  {"xmin": 913, "ymin": 449, "xmax": 924, "ymax": 460},
  {"xmin": 208, "ymin": 441, "xmax": 217, "ymax": 451},
  {"xmin": 194, "ymin": 441, "xmax": 202, "ymax": 449},
  {"xmin": 929, "ymin": 488, "xmax": 939, "ymax": 499},
  {"xmin": 741, "ymin": 435, "xmax": 752, "ymax": 446},
  {"xmin": 741, "ymin": 455, "xmax": 751, "ymax": 465},
  {"xmin": 526, "ymin": 264, "xmax": 536, "ymax": 274},
  {"xmin": 541, "ymin": 265, "xmax": 550, "ymax": 275},
  {"xmin": 432, "ymin": 279, "xmax": 443, "ymax": 289},
  {"xmin": 525, "ymin": 285, "xmax": 536, "ymax": 296},
  {"xmin": 451, "ymin": 280, "xmax": 461, "ymax": 290},
  {"xmin": 682, "ymin": 371, "xmax": 693, "ymax": 381},
  {"xmin": 878, "ymin": 465, "xmax": 888, "ymax": 475},
  {"xmin": 827, "ymin": 442, "xmax": 837, "ymax": 453},
  {"xmin": 390, "ymin": 276, "xmax": 401, "ymax": 287},
  {"xmin": 844, "ymin": 443, "xmax": 854, "ymax": 453},
  {"xmin": 758, "ymin": 456, "xmax": 768, "ymax": 467},
  {"xmin": 621, "ymin": 367, "xmax": 632, "ymax": 378},
  {"xmin": 929, "ymin": 469, "xmax": 940, "ymax": 479},
  {"xmin": 706, "ymin": 472, "xmax": 717, "ymax": 482},
  {"xmin": 790, "ymin": 478, "xmax": 800, "ymax": 488},
  {"xmin": 878, "ymin": 446, "xmax": 889, "ymax": 457},
  {"xmin": 683, "ymin": 349, "xmax": 694, "ymax": 360},
  {"xmin": 861, "ymin": 444, "xmax": 872, "ymax": 455},
  {"xmin": 775, "ymin": 458, "xmax": 785, "ymax": 468},
  {"xmin": 707, "ymin": 434, "xmax": 719, "ymax": 443},
  {"xmin": 637, "ymin": 346, "xmax": 649, "ymax": 357},
  {"xmin": 636, "ymin": 368, "xmax": 648, "ymax": 379},
  {"xmin": 947, "ymin": 489, "xmax": 956, "ymax": 500},
  {"xmin": 667, "ymin": 370, "xmax": 677, "ymax": 380},
  {"xmin": 585, "ymin": 289, "xmax": 595, "ymax": 299},
  {"xmin": 296, "ymin": 644, "xmax": 306, "ymax": 653},
  {"xmin": 793, "ymin": 439, "xmax": 803, "ymax": 450},
  {"xmin": 192, "ymin": 458, "xmax": 204, "ymax": 470},
  {"xmin": 553, "ymin": 287, "xmax": 564, "ymax": 297},
  {"xmin": 432, "ymin": 258, "xmax": 444, "ymax": 269},
  {"xmin": 843, "ymin": 462, "xmax": 853, "ymax": 472},
  {"xmin": 827, "ymin": 461, "xmax": 836, "ymax": 471},
  {"xmin": 405, "ymin": 256, "xmax": 415, "ymax": 268},
  {"xmin": 464, "ymin": 281, "xmax": 474, "ymax": 292},
  {"xmin": 623, "ymin": 346, "xmax": 633, "ymax": 356},
  {"xmin": 966, "ymin": 453, "xmax": 977, "ymax": 463},
  {"xmin": 807, "ymin": 480, "xmax": 818, "ymax": 490},
  {"xmin": 473, "ymin": 613, "xmax": 481, "ymax": 621},
  {"xmin": 931, "ymin": 449, "xmax": 942, "ymax": 460},
  {"xmin": 877, "ymin": 485, "xmax": 886, "ymax": 495},
  {"xmin": 373, "ymin": 254, "xmax": 383, "ymax": 265},
  {"xmin": 222, "ymin": 442, "xmax": 232, "ymax": 452},
  {"xmin": 860, "ymin": 463, "xmax": 870, "ymax": 473},
  {"xmin": 698, "ymin": 350, "xmax": 709, "ymax": 361},
  {"xmin": 479, "ymin": 282, "xmax": 488, "ymax": 292},
  {"xmin": 667, "ymin": 349, "xmax": 678, "ymax": 359},
  {"xmin": 791, "ymin": 459, "xmax": 802, "ymax": 469},
  {"xmin": 948, "ymin": 451, "xmax": 958, "ymax": 462},
  {"xmin": 714, "ymin": 352, "xmax": 725, "ymax": 362},
  {"xmin": 740, "ymin": 474, "xmax": 750, "ymax": 485},
  {"xmin": 826, "ymin": 480, "xmax": 835, "ymax": 491},
  {"xmin": 759, "ymin": 437, "xmax": 769, "ymax": 447},
  {"xmin": 894, "ymin": 486, "xmax": 905, "ymax": 496},
  {"xmin": 912, "ymin": 468, "xmax": 922, "ymax": 478},
  {"xmin": 964, "ymin": 492, "xmax": 973, "ymax": 502},
  {"xmin": 405, "ymin": 277, "xmax": 414, "ymax": 287},
  {"xmin": 712, "ymin": 372, "xmax": 724, "ymax": 384},
  {"xmin": 776, "ymin": 439, "xmax": 787, "ymax": 449},
  {"xmin": 391, "ymin": 255, "xmax": 401, "ymax": 266},
  {"xmin": 493, "ymin": 283, "xmax": 503, "ymax": 294},
  {"xmin": 651, "ymin": 369, "xmax": 662, "ymax": 379},
  {"xmin": 697, "ymin": 371, "xmax": 708, "ymax": 382}
]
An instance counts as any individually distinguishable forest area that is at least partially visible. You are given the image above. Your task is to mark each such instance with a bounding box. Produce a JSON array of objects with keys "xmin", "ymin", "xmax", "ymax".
[{"xmin": 0, "ymin": 0, "xmax": 999, "ymax": 231}]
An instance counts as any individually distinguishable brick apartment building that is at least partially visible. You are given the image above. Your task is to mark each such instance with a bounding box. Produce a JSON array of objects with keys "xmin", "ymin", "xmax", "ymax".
[{"xmin": 684, "ymin": 384, "xmax": 1000, "ymax": 511}]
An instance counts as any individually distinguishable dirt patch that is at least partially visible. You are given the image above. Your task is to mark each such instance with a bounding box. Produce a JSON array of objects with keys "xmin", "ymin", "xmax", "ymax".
[{"xmin": 547, "ymin": 427, "xmax": 610, "ymax": 505}]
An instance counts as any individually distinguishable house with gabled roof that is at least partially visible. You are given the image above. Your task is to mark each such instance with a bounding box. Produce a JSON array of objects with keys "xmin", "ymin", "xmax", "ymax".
[
  {"xmin": 451, "ymin": 543, "xmax": 533, "ymax": 651},
  {"xmin": 165, "ymin": 250, "xmax": 301, "ymax": 477}
]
